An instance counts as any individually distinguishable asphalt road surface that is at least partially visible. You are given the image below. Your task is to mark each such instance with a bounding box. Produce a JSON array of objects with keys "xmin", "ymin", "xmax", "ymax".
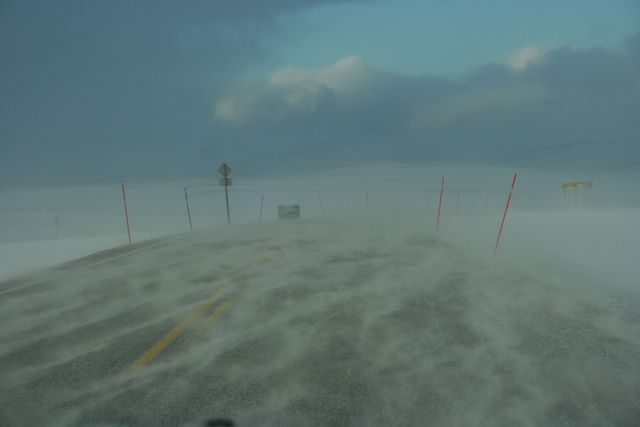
[{"xmin": 1, "ymin": 218, "xmax": 639, "ymax": 426}]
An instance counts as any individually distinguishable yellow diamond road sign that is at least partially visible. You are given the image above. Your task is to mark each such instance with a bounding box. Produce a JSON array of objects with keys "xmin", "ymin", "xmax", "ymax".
[
  {"xmin": 562, "ymin": 181, "xmax": 592, "ymax": 190},
  {"xmin": 218, "ymin": 163, "xmax": 232, "ymax": 177}
]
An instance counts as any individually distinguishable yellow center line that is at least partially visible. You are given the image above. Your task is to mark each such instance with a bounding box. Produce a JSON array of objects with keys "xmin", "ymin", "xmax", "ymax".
[
  {"xmin": 197, "ymin": 299, "xmax": 236, "ymax": 335},
  {"xmin": 124, "ymin": 286, "xmax": 230, "ymax": 374},
  {"xmin": 122, "ymin": 249, "xmax": 280, "ymax": 375}
]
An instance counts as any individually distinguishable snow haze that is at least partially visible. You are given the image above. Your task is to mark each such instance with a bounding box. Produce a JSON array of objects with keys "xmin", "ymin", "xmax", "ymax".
[
  {"xmin": 1, "ymin": 165, "xmax": 639, "ymax": 426},
  {"xmin": 1, "ymin": 1, "xmax": 638, "ymax": 425}
]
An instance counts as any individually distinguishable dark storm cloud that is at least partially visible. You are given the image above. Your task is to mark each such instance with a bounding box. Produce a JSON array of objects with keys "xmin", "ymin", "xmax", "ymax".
[
  {"xmin": 0, "ymin": 0, "xmax": 359, "ymax": 184},
  {"xmin": 1, "ymin": 1, "xmax": 638, "ymax": 184},
  {"xmin": 216, "ymin": 34, "xmax": 640, "ymax": 171}
]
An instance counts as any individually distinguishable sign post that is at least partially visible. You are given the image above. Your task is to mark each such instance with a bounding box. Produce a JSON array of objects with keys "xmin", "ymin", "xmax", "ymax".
[
  {"xmin": 218, "ymin": 163, "xmax": 232, "ymax": 225},
  {"xmin": 562, "ymin": 181, "xmax": 592, "ymax": 208}
]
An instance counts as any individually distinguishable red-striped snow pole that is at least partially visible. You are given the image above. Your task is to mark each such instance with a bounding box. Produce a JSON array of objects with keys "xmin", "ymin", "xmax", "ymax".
[
  {"xmin": 436, "ymin": 176, "xmax": 445, "ymax": 231},
  {"xmin": 121, "ymin": 180, "xmax": 132, "ymax": 245},
  {"xmin": 494, "ymin": 172, "xmax": 517, "ymax": 254}
]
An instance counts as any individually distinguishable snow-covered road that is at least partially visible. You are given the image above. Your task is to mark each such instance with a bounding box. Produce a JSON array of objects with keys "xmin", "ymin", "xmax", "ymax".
[{"xmin": 1, "ymin": 217, "xmax": 638, "ymax": 426}]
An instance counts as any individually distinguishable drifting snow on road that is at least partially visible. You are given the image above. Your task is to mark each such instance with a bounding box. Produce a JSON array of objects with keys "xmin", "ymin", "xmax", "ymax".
[{"xmin": 1, "ymin": 217, "xmax": 639, "ymax": 426}]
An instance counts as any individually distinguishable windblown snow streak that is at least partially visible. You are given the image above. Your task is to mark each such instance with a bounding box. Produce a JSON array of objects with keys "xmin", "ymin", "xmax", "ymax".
[{"xmin": 1, "ymin": 217, "xmax": 638, "ymax": 426}]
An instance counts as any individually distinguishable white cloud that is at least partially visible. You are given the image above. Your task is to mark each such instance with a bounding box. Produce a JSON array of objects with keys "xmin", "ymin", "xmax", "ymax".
[
  {"xmin": 413, "ymin": 84, "xmax": 548, "ymax": 129},
  {"xmin": 214, "ymin": 56, "xmax": 372, "ymax": 122},
  {"xmin": 213, "ymin": 94, "xmax": 257, "ymax": 122},
  {"xmin": 507, "ymin": 46, "xmax": 545, "ymax": 70},
  {"xmin": 269, "ymin": 55, "xmax": 369, "ymax": 92},
  {"xmin": 212, "ymin": 37, "xmax": 639, "ymax": 171}
]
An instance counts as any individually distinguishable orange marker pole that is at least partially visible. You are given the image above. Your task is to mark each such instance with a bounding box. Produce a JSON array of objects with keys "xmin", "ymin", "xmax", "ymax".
[
  {"xmin": 184, "ymin": 187, "xmax": 193, "ymax": 232},
  {"xmin": 436, "ymin": 176, "xmax": 445, "ymax": 231},
  {"xmin": 494, "ymin": 172, "xmax": 517, "ymax": 254},
  {"xmin": 121, "ymin": 180, "xmax": 132, "ymax": 245}
]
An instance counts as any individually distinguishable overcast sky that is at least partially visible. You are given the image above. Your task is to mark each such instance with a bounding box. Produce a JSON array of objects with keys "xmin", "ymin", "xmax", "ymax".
[{"xmin": 1, "ymin": 0, "xmax": 638, "ymax": 185}]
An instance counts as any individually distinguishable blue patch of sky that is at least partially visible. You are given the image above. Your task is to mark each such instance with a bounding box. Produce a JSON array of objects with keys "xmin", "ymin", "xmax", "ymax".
[{"xmin": 250, "ymin": 0, "xmax": 639, "ymax": 78}]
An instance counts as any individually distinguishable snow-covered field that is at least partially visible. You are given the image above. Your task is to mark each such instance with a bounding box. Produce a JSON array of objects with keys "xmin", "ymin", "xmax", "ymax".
[
  {"xmin": 0, "ymin": 165, "xmax": 638, "ymax": 426},
  {"xmin": 1, "ymin": 164, "xmax": 637, "ymax": 285}
]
